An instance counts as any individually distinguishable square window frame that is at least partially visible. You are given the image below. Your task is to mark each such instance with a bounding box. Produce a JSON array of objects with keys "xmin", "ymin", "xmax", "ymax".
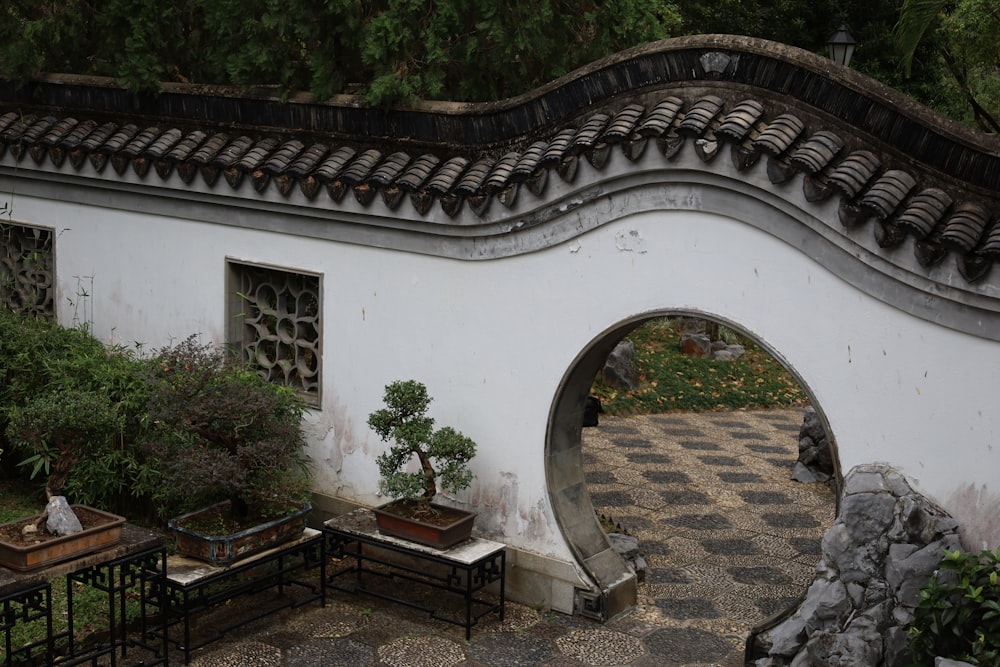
[
  {"xmin": 225, "ymin": 258, "xmax": 323, "ymax": 407},
  {"xmin": 0, "ymin": 220, "xmax": 57, "ymax": 319}
]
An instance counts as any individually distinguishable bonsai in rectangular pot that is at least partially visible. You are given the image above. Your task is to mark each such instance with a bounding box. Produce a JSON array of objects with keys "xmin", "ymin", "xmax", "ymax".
[
  {"xmin": 1, "ymin": 388, "xmax": 128, "ymax": 571},
  {"xmin": 143, "ymin": 336, "xmax": 312, "ymax": 564},
  {"xmin": 367, "ymin": 380, "xmax": 478, "ymax": 550}
]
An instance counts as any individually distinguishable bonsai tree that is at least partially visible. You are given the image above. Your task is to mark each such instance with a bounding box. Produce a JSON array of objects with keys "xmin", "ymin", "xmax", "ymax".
[
  {"xmin": 367, "ymin": 380, "xmax": 477, "ymax": 512},
  {"xmin": 142, "ymin": 336, "xmax": 311, "ymax": 526},
  {"xmin": 9, "ymin": 388, "xmax": 124, "ymax": 498},
  {"xmin": 7, "ymin": 387, "xmax": 125, "ymax": 533}
]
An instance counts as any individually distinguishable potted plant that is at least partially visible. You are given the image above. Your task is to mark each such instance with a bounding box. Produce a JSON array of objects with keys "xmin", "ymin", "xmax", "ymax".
[
  {"xmin": 0, "ymin": 388, "xmax": 127, "ymax": 571},
  {"xmin": 143, "ymin": 336, "xmax": 312, "ymax": 566},
  {"xmin": 367, "ymin": 379, "xmax": 478, "ymax": 549}
]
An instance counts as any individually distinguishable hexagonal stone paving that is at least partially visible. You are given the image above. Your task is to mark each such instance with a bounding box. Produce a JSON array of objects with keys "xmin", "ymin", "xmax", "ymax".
[
  {"xmin": 653, "ymin": 597, "xmax": 721, "ymax": 619},
  {"xmin": 717, "ymin": 471, "xmax": 764, "ymax": 483},
  {"xmin": 756, "ymin": 596, "xmax": 801, "ymax": 616},
  {"xmin": 746, "ymin": 443, "xmax": 788, "ymax": 454},
  {"xmin": 700, "ymin": 538, "xmax": 760, "ymax": 555},
  {"xmin": 660, "ymin": 490, "xmax": 711, "ymax": 505},
  {"xmin": 625, "ymin": 452, "xmax": 672, "ymax": 464},
  {"xmin": 665, "ymin": 513, "xmax": 733, "ymax": 530},
  {"xmin": 377, "ymin": 635, "xmax": 465, "ymax": 667},
  {"xmin": 555, "ymin": 629, "xmax": 645, "ymax": 665},
  {"xmin": 643, "ymin": 470, "xmax": 692, "ymax": 484},
  {"xmin": 286, "ymin": 638, "xmax": 374, "ymax": 667},
  {"xmin": 615, "ymin": 438, "xmax": 653, "ymax": 448},
  {"xmin": 697, "ymin": 455, "xmax": 742, "ymax": 466},
  {"xmin": 647, "ymin": 567, "xmax": 693, "ymax": 584},
  {"xmin": 728, "ymin": 566, "xmax": 793, "ymax": 585},
  {"xmin": 762, "ymin": 512, "xmax": 820, "ymax": 528},
  {"xmin": 679, "ymin": 440, "xmax": 722, "ymax": 451},
  {"xmin": 591, "ymin": 490, "xmax": 633, "ymax": 507},
  {"xmin": 188, "ymin": 641, "xmax": 282, "ymax": 667},
  {"xmin": 643, "ymin": 627, "xmax": 732, "ymax": 662},
  {"xmin": 789, "ymin": 537, "xmax": 823, "ymax": 555},
  {"xmin": 740, "ymin": 491, "xmax": 792, "ymax": 505},
  {"xmin": 586, "ymin": 470, "xmax": 616, "ymax": 484},
  {"xmin": 467, "ymin": 633, "xmax": 555, "ymax": 666}
]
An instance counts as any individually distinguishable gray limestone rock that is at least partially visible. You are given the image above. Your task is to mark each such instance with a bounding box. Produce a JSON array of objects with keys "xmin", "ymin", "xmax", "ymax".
[
  {"xmin": 766, "ymin": 613, "xmax": 808, "ymax": 657},
  {"xmin": 882, "ymin": 626, "xmax": 912, "ymax": 667},
  {"xmin": 792, "ymin": 461, "xmax": 830, "ymax": 484},
  {"xmin": 748, "ymin": 463, "xmax": 964, "ymax": 667},
  {"xmin": 712, "ymin": 344, "xmax": 745, "ymax": 361},
  {"xmin": 840, "ymin": 492, "xmax": 896, "ymax": 544},
  {"xmin": 889, "ymin": 537, "xmax": 962, "ymax": 607},
  {"xmin": 804, "ymin": 616, "xmax": 882, "ymax": 666},
  {"xmin": 45, "ymin": 495, "xmax": 83, "ymax": 536},
  {"xmin": 843, "ymin": 468, "xmax": 890, "ymax": 495},
  {"xmin": 602, "ymin": 340, "xmax": 638, "ymax": 390},
  {"xmin": 801, "ymin": 579, "xmax": 850, "ymax": 635},
  {"xmin": 799, "ymin": 407, "xmax": 825, "ymax": 442},
  {"xmin": 794, "ymin": 407, "xmax": 834, "ymax": 482}
]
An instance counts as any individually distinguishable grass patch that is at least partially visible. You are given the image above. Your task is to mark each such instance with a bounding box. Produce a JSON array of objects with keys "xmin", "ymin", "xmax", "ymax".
[
  {"xmin": 591, "ymin": 317, "xmax": 807, "ymax": 415},
  {"xmin": 0, "ymin": 479, "xmax": 45, "ymax": 523}
]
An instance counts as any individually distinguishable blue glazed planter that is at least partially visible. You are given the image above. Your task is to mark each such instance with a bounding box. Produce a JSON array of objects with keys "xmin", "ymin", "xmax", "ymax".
[{"xmin": 169, "ymin": 501, "xmax": 311, "ymax": 566}]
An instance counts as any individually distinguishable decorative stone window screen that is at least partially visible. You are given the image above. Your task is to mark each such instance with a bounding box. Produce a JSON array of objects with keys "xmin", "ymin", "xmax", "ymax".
[
  {"xmin": 1, "ymin": 222, "xmax": 54, "ymax": 318},
  {"xmin": 227, "ymin": 261, "xmax": 321, "ymax": 406}
]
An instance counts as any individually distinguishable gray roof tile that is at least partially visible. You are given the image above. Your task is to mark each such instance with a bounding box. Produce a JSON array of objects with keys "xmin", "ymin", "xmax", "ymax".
[{"xmin": 4, "ymin": 44, "xmax": 1000, "ymax": 284}]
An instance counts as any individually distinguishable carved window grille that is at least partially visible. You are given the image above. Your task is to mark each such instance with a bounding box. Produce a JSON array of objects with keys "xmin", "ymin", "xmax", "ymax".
[
  {"xmin": 228, "ymin": 262, "xmax": 321, "ymax": 405},
  {"xmin": 1, "ymin": 223, "xmax": 54, "ymax": 318}
]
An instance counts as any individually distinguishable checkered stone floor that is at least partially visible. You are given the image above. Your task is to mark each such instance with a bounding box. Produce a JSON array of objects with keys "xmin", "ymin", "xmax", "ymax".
[
  {"xmin": 181, "ymin": 408, "xmax": 835, "ymax": 667},
  {"xmin": 584, "ymin": 408, "xmax": 836, "ymax": 666}
]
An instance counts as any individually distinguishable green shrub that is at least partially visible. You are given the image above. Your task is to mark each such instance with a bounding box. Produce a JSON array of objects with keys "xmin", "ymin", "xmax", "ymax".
[
  {"xmin": 142, "ymin": 336, "xmax": 311, "ymax": 523},
  {"xmin": 908, "ymin": 547, "xmax": 1000, "ymax": 665},
  {"xmin": 7, "ymin": 388, "xmax": 124, "ymax": 497},
  {"xmin": 0, "ymin": 311, "xmax": 160, "ymax": 513}
]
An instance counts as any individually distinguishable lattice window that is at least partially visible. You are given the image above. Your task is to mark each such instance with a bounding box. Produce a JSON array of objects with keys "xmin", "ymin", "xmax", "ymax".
[
  {"xmin": 228, "ymin": 262, "xmax": 321, "ymax": 405},
  {"xmin": 1, "ymin": 223, "xmax": 54, "ymax": 318}
]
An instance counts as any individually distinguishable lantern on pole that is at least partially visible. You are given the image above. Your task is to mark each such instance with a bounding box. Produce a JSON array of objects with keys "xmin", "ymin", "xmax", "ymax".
[{"xmin": 827, "ymin": 25, "xmax": 856, "ymax": 67}]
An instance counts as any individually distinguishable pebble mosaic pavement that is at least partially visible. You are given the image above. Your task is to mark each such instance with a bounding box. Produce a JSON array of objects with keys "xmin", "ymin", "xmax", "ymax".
[{"xmin": 180, "ymin": 408, "xmax": 836, "ymax": 667}]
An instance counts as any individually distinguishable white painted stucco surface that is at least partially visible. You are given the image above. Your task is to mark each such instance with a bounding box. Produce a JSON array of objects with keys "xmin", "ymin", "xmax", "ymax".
[{"xmin": 11, "ymin": 188, "xmax": 1000, "ymax": 561}]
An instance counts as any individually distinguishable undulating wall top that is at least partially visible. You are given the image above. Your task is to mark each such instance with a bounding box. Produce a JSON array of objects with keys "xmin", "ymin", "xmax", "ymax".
[{"xmin": 2, "ymin": 34, "xmax": 999, "ymax": 316}]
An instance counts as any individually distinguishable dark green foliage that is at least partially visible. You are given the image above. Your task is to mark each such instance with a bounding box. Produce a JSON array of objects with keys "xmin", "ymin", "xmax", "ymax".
[
  {"xmin": 142, "ymin": 336, "xmax": 311, "ymax": 522},
  {"xmin": 908, "ymin": 547, "xmax": 1000, "ymax": 665},
  {"xmin": 0, "ymin": 310, "xmax": 159, "ymax": 512},
  {"xmin": 359, "ymin": 0, "xmax": 681, "ymax": 105},
  {"xmin": 590, "ymin": 318, "xmax": 807, "ymax": 415},
  {"xmin": 0, "ymin": 0, "xmax": 680, "ymax": 104},
  {"xmin": 7, "ymin": 388, "xmax": 124, "ymax": 496},
  {"xmin": 0, "ymin": 311, "xmax": 309, "ymax": 521},
  {"xmin": 3, "ymin": 0, "xmax": 994, "ymax": 121},
  {"xmin": 368, "ymin": 380, "xmax": 476, "ymax": 504},
  {"xmin": 894, "ymin": 0, "xmax": 1000, "ymax": 132}
]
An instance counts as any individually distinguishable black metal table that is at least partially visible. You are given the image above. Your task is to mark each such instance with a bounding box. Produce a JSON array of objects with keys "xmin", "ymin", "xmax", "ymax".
[
  {"xmin": 323, "ymin": 508, "xmax": 505, "ymax": 639},
  {"xmin": 154, "ymin": 527, "xmax": 324, "ymax": 664},
  {"xmin": 0, "ymin": 523, "xmax": 167, "ymax": 666}
]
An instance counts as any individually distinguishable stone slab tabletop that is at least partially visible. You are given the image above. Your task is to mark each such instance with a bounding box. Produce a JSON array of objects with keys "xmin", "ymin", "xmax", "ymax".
[
  {"xmin": 165, "ymin": 528, "xmax": 322, "ymax": 587},
  {"xmin": 325, "ymin": 508, "xmax": 505, "ymax": 565}
]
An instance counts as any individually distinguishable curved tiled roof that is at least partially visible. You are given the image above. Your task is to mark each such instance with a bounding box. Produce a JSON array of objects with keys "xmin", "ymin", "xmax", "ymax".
[{"xmin": 1, "ymin": 35, "xmax": 999, "ymax": 285}]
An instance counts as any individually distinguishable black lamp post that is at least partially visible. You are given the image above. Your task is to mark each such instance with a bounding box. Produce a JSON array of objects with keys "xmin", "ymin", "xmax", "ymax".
[{"xmin": 827, "ymin": 24, "xmax": 856, "ymax": 67}]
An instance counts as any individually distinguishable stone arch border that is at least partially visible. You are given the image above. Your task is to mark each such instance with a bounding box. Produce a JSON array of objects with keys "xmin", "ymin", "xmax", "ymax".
[{"xmin": 545, "ymin": 309, "xmax": 841, "ymax": 620}]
